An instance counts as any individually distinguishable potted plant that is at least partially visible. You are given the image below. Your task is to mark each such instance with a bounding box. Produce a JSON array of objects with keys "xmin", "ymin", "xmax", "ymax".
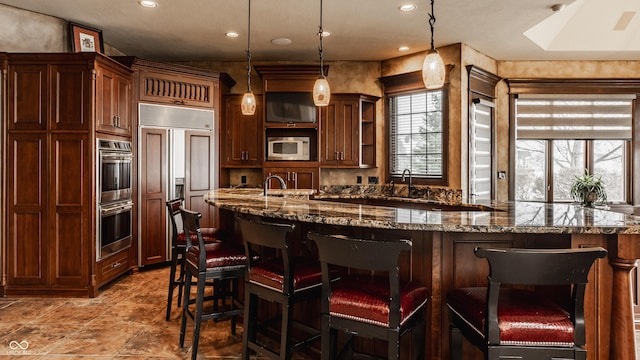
[{"xmin": 570, "ymin": 170, "xmax": 607, "ymax": 207}]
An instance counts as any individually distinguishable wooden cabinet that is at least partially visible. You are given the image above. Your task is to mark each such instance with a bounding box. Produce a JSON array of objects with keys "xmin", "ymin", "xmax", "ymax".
[
  {"xmin": 96, "ymin": 66, "xmax": 132, "ymax": 136},
  {"xmin": 222, "ymin": 94, "xmax": 263, "ymax": 166},
  {"xmin": 264, "ymin": 166, "xmax": 318, "ymax": 189},
  {"xmin": 8, "ymin": 63, "xmax": 93, "ymax": 132},
  {"xmin": 320, "ymin": 94, "xmax": 378, "ymax": 168},
  {"xmin": 2, "ymin": 52, "xmax": 134, "ymax": 297}
]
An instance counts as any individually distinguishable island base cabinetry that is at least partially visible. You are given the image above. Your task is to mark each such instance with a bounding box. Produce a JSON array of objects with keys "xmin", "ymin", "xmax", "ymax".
[{"xmin": 216, "ymin": 207, "xmax": 623, "ymax": 360}]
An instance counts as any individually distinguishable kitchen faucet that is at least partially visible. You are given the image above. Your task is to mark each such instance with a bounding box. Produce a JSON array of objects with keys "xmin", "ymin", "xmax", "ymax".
[
  {"xmin": 401, "ymin": 168, "xmax": 413, "ymax": 196},
  {"xmin": 263, "ymin": 175, "xmax": 287, "ymax": 195}
]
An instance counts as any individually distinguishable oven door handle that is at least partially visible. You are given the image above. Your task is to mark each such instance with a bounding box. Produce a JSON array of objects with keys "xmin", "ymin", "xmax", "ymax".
[
  {"xmin": 100, "ymin": 202, "xmax": 133, "ymax": 216},
  {"xmin": 101, "ymin": 153, "xmax": 133, "ymax": 162}
]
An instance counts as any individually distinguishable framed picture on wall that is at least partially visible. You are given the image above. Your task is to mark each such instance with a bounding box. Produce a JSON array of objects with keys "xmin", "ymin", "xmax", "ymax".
[{"xmin": 69, "ymin": 22, "xmax": 104, "ymax": 53}]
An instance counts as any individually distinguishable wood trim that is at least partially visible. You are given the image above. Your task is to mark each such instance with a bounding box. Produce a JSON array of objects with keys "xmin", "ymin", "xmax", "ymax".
[
  {"xmin": 506, "ymin": 78, "xmax": 640, "ymax": 94},
  {"xmin": 467, "ymin": 65, "xmax": 501, "ymax": 99}
]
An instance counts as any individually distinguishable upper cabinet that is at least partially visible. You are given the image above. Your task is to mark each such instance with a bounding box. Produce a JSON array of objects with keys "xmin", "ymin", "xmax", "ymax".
[
  {"xmin": 95, "ymin": 65, "xmax": 132, "ymax": 136},
  {"xmin": 222, "ymin": 94, "xmax": 263, "ymax": 167},
  {"xmin": 7, "ymin": 61, "xmax": 99, "ymax": 132},
  {"xmin": 320, "ymin": 94, "xmax": 378, "ymax": 168}
]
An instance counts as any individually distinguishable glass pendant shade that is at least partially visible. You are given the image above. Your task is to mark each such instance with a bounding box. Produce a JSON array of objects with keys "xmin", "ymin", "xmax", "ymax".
[
  {"xmin": 313, "ymin": 77, "xmax": 331, "ymax": 106},
  {"xmin": 241, "ymin": 91, "xmax": 256, "ymax": 115},
  {"xmin": 422, "ymin": 48, "xmax": 445, "ymax": 89}
]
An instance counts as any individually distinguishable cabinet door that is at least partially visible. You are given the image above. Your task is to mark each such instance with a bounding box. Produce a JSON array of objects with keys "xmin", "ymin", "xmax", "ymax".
[
  {"xmin": 184, "ymin": 130, "xmax": 216, "ymax": 229},
  {"xmin": 96, "ymin": 67, "xmax": 131, "ymax": 136},
  {"xmin": 7, "ymin": 64, "xmax": 47, "ymax": 131},
  {"xmin": 320, "ymin": 96, "xmax": 359, "ymax": 167},
  {"xmin": 6, "ymin": 133, "xmax": 48, "ymax": 286},
  {"xmin": 222, "ymin": 95, "xmax": 262, "ymax": 166},
  {"xmin": 50, "ymin": 64, "xmax": 91, "ymax": 131},
  {"xmin": 264, "ymin": 167, "xmax": 318, "ymax": 190},
  {"xmin": 49, "ymin": 133, "xmax": 91, "ymax": 287},
  {"xmin": 115, "ymin": 74, "xmax": 131, "ymax": 134},
  {"xmin": 291, "ymin": 168, "xmax": 317, "ymax": 189},
  {"xmin": 140, "ymin": 128, "xmax": 168, "ymax": 266}
]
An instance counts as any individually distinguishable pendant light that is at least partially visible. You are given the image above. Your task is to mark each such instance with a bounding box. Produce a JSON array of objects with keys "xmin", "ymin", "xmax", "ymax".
[
  {"xmin": 241, "ymin": 0, "xmax": 256, "ymax": 115},
  {"xmin": 422, "ymin": 0, "xmax": 445, "ymax": 89},
  {"xmin": 312, "ymin": 0, "xmax": 330, "ymax": 106}
]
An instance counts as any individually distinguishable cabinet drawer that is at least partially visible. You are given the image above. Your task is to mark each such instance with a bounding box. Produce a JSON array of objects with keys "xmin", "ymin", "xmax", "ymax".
[{"xmin": 96, "ymin": 250, "xmax": 131, "ymax": 287}]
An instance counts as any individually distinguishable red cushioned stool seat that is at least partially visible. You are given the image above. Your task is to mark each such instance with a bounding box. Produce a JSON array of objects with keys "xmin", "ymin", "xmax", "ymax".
[
  {"xmin": 186, "ymin": 242, "xmax": 248, "ymax": 269},
  {"xmin": 177, "ymin": 227, "xmax": 221, "ymax": 246},
  {"xmin": 447, "ymin": 287, "xmax": 574, "ymax": 347},
  {"xmin": 330, "ymin": 274, "xmax": 429, "ymax": 328},
  {"xmin": 248, "ymin": 256, "xmax": 324, "ymax": 292}
]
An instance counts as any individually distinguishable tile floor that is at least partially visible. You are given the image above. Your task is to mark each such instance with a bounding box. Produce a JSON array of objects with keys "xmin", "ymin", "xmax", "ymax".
[
  {"xmin": 0, "ymin": 267, "xmax": 243, "ymax": 359},
  {"xmin": 1, "ymin": 266, "xmax": 639, "ymax": 359}
]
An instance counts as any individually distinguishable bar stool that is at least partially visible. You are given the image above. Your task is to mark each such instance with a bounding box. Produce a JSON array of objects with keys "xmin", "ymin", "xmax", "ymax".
[
  {"xmin": 165, "ymin": 197, "xmax": 223, "ymax": 321},
  {"xmin": 237, "ymin": 216, "xmax": 326, "ymax": 360},
  {"xmin": 446, "ymin": 247, "xmax": 607, "ymax": 360},
  {"xmin": 308, "ymin": 232, "xmax": 429, "ymax": 360},
  {"xmin": 179, "ymin": 208, "xmax": 248, "ymax": 360}
]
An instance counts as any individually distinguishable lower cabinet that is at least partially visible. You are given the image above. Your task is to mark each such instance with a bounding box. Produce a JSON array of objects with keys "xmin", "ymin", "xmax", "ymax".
[
  {"xmin": 95, "ymin": 250, "xmax": 131, "ymax": 287},
  {"xmin": 264, "ymin": 166, "xmax": 319, "ymax": 190},
  {"xmin": 5, "ymin": 132, "xmax": 94, "ymax": 296}
]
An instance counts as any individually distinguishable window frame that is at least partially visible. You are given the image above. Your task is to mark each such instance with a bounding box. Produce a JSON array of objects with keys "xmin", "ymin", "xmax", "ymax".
[
  {"xmin": 380, "ymin": 71, "xmax": 449, "ymax": 186},
  {"xmin": 507, "ymin": 78, "xmax": 640, "ymax": 204}
]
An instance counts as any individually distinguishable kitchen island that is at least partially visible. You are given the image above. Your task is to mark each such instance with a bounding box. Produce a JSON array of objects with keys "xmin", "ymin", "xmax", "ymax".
[{"xmin": 205, "ymin": 188, "xmax": 640, "ymax": 360}]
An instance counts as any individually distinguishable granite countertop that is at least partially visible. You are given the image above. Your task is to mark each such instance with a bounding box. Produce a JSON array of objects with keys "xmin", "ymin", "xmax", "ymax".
[{"xmin": 204, "ymin": 188, "xmax": 640, "ymax": 235}]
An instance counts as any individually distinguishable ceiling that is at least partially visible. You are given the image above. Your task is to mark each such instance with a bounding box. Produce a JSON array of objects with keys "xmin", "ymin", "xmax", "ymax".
[{"xmin": 2, "ymin": 0, "xmax": 640, "ymax": 62}]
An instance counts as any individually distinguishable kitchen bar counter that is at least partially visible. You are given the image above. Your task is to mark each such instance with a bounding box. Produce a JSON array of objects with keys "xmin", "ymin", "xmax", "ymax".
[
  {"xmin": 206, "ymin": 188, "xmax": 640, "ymax": 234},
  {"xmin": 205, "ymin": 188, "xmax": 640, "ymax": 359}
]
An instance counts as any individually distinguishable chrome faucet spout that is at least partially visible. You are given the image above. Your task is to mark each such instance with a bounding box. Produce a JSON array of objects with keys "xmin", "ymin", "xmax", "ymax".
[
  {"xmin": 401, "ymin": 168, "xmax": 413, "ymax": 196},
  {"xmin": 263, "ymin": 175, "xmax": 287, "ymax": 195}
]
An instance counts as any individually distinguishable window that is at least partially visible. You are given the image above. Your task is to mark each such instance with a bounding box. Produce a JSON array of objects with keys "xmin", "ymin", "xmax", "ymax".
[
  {"xmin": 514, "ymin": 94, "xmax": 632, "ymax": 203},
  {"xmin": 380, "ymin": 70, "xmax": 448, "ymax": 185},
  {"xmin": 389, "ymin": 90, "xmax": 443, "ymax": 179}
]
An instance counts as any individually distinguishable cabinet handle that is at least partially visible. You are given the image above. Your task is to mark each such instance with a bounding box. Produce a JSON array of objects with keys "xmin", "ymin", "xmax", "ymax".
[
  {"xmin": 292, "ymin": 172, "xmax": 297, "ymax": 183},
  {"xmin": 111, "ymin": 261, "xmax": 123, "ymax": 269},
  {"xmin": 341, "ymin": 152, "xmax": 345, "ymax": 160}
]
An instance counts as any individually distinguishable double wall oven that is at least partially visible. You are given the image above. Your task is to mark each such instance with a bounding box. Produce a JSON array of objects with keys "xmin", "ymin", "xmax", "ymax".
[{"xmin": 97, "ymin": 139, "xmax": 133, "ymax": 261}]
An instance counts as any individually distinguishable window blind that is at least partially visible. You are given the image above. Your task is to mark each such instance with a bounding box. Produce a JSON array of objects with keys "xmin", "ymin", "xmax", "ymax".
[
  {"xmin": 389, "ymin": 90, "xmax": 443, "ymax": 177},
  {"xmin": 515, "ymin": 94, "xmax": 633, "ymax": 140}
]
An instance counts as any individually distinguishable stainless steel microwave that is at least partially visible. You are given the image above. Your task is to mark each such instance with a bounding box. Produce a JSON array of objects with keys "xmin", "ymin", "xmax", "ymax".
[{"xmin": 267, "ymin": 136, "xmax": 310, "ymax": 161}]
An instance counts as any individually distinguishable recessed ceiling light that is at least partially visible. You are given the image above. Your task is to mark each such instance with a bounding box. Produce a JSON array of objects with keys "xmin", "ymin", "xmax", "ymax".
[
  {"xmin": 398, "ymin": 46, "xmax": 410, "ymax": 51},
  {"xmin": 271, "ymin": 38, "xmax": 292, "ymax": 45},
  {"xmin": 226, "ymin": 32, "xmax": 239, "ymax": 38},
  {"xmin": 321, "ymin": 31, "xmax": 331, "ymax": 37},
  {"xmin": 139, "ymin": 0, "xmax": 158, "ymax": 8},
  {"xmin": 399, "ymin": 4, "xmax": 416, "ymax": 12}
]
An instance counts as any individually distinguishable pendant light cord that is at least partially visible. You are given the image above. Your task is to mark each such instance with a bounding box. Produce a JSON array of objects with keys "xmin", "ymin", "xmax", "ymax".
[
  {"xmin": 429, "ymin": 0, "xmax": 436, "ymax": 50},
  {"xmin": 246, "ymin": 0, "xmax": 252, "ymax": 92},
  {"xmin": 318, "ymin": 0, "xmax": 325, "ymax": 78}
]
